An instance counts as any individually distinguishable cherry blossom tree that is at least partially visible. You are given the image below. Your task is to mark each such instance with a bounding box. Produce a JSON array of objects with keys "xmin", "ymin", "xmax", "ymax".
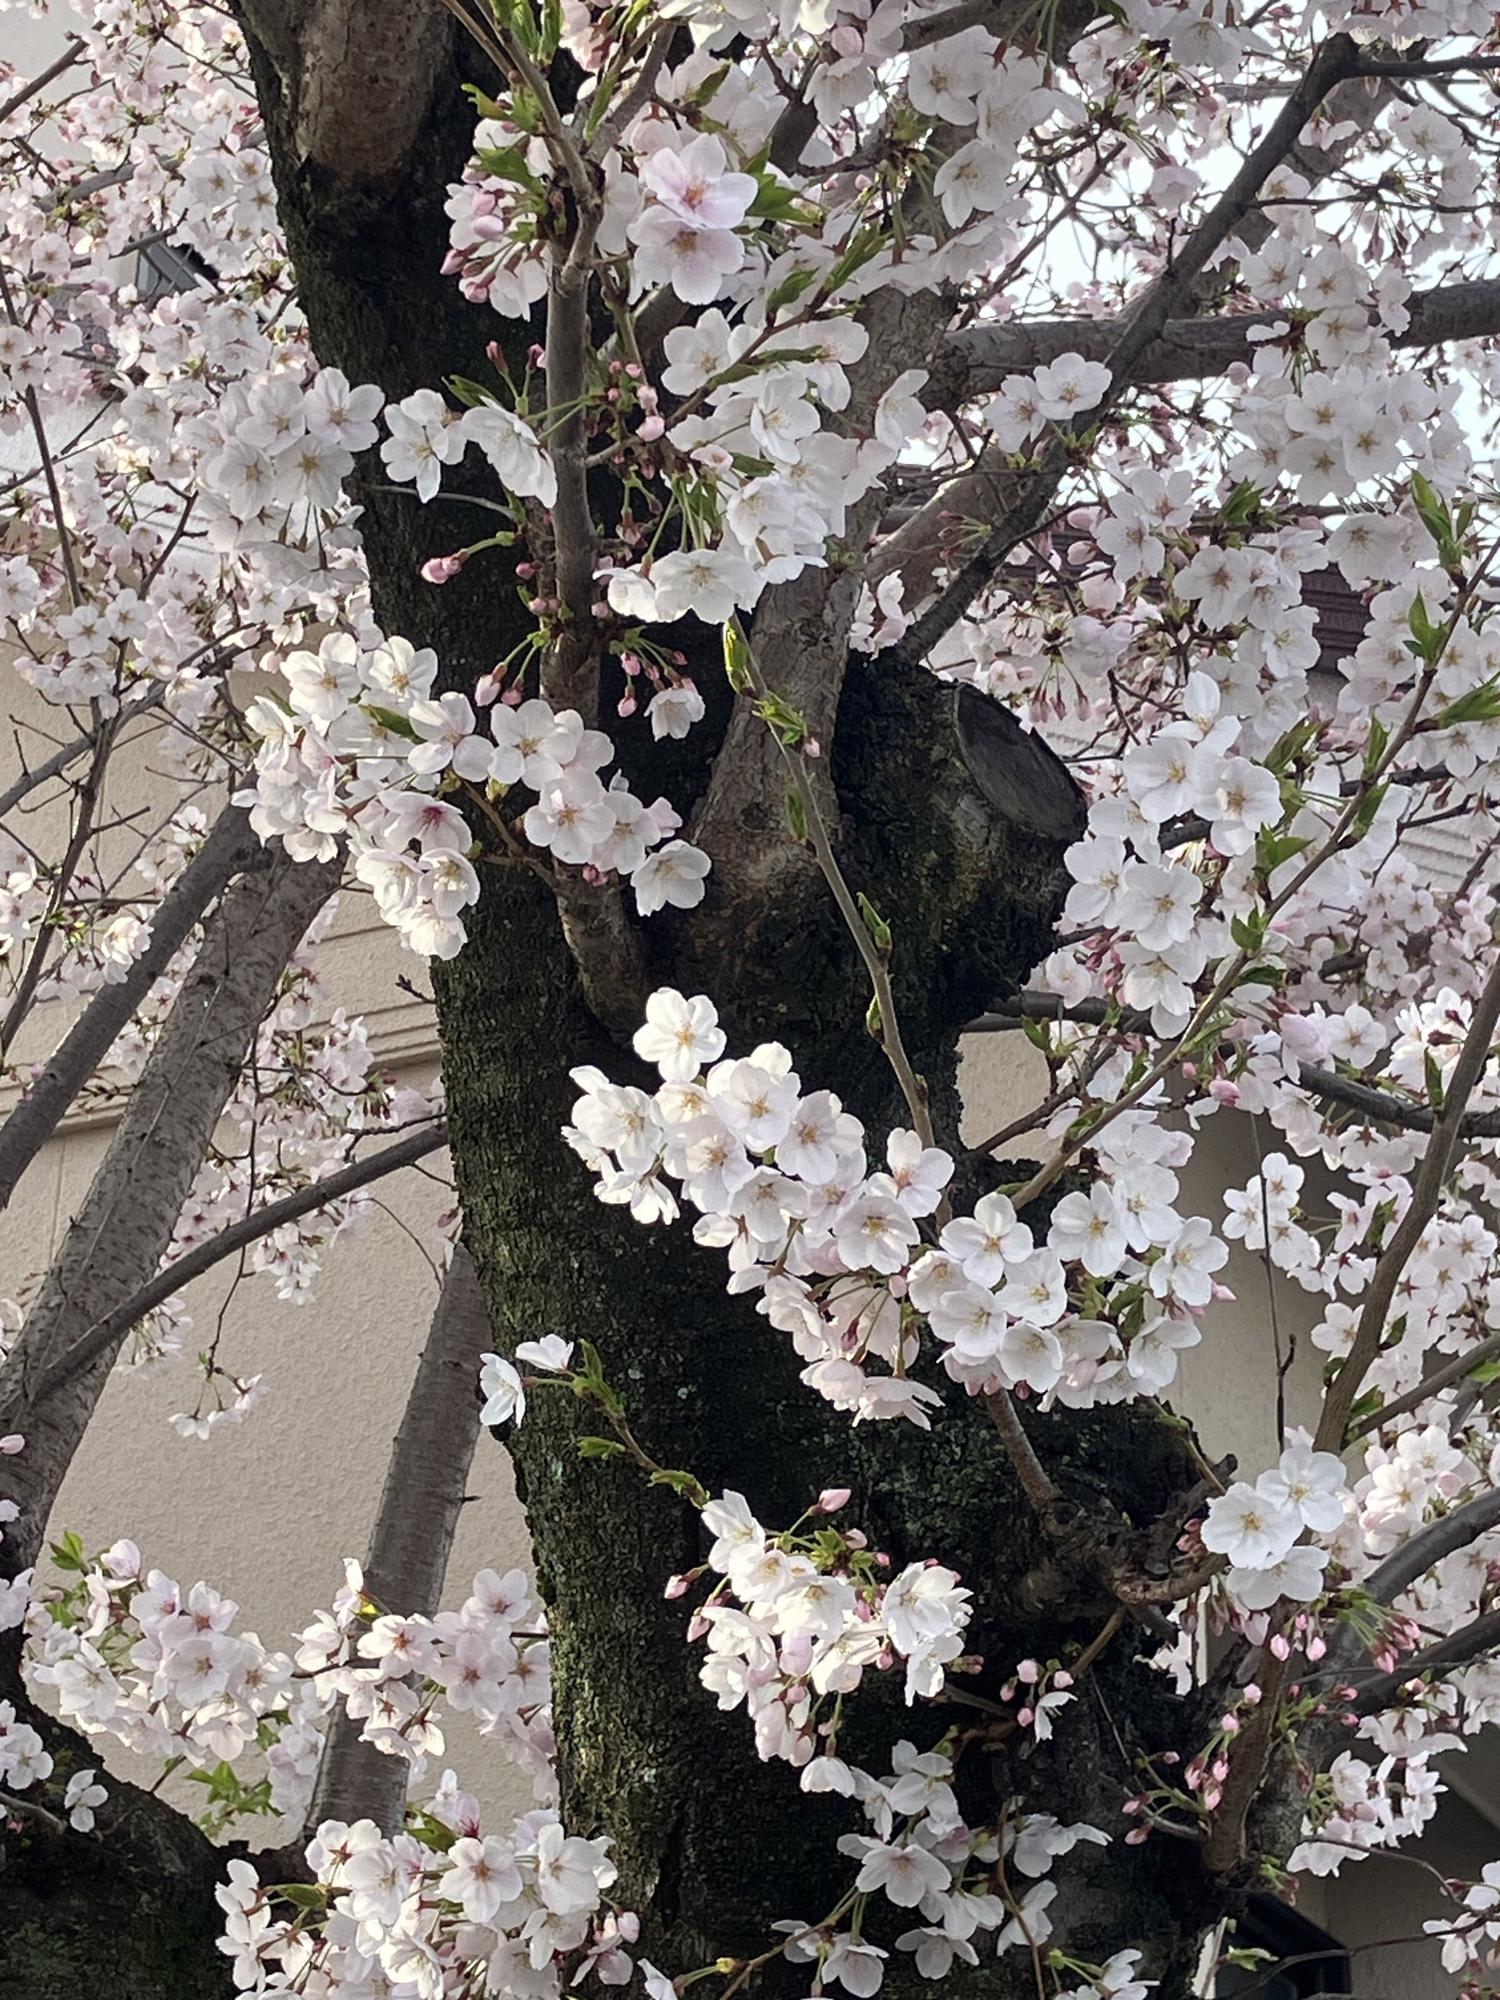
[{"xmin": 7, "ymin": 0, "xmax": 1500, "ymax": 1996}]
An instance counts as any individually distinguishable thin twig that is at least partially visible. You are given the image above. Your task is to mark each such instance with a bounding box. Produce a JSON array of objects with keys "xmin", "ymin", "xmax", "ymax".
[
  {"xmin": 735, "ymin": 626, "xmax": 935, "ymax": 1148},
  {"xmin": 1316, "ymin": 944, "xmax": 1500, "ymax": 1452},
  {"xmin": 29, "ymin": 1122, "xmax": 449, "ymax": 1403}
]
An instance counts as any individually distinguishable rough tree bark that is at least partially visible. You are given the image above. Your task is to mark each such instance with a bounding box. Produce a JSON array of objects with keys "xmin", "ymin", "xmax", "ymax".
[
  {"xmin": 307, "ymin": 1243, "xmax": 492, "ymax": 1835},
  {"xmin": 0, "ymin": 838, "xmax": 341, "ymax": 1580},
  {"xmin": 233, "ymin": 15, "xmax": 1245, "ymax": 1997},
  {"xmin": 0, "ymin": 832, "xmax": 340, "ymax": 2000}
]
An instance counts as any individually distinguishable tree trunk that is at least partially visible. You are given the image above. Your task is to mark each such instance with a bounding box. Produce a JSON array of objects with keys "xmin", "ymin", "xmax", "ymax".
[
  {"xmin": 432, "ymin": 699, "xmax": 1230, "ymax": 1997},
  {"xmin": 0, "ymin": 1725, "xmax": 230, "ymax": 2000},
  {"xmin": 306, "ymin": 1243, "xmax": 492, "ymax": 1835},
  {"xmin": 0, "ymin": 842, "xmax": 338, "ymax": 2000},
  {"xmin": 236, "ymin": 18, "xmax": 1267, "ymax": 1992}
]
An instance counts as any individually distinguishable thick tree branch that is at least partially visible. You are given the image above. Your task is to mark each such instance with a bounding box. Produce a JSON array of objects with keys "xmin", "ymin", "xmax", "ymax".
[
  {"xmin": 892, "ymin": 33, "xmax": 1361, "ymax": 668},
  {"xmin": 1349, "ymin": 1337, "xmax": 1500, "ymax": 1442},
  {"xmin": 1354, "ymin": 1608, "xmax": 1500, "ymax": 1714},
  {"xmin": 0, "ymin": 845, "xmax": 341, "ymax": 1578},
  {"xmin": 925, "ymin": 275, "xmax": 1500, "ymax": 409},
  {"xmin": 971, "ymin": 994, "xmax": 1500, "ymax": 1141},
  {"xmin": 1358, "ymin": 1485, "xmax": 1500, "ymax": 1615},
  {"xmin": 888, "ymin": 59, "xmax": 1398, "ymax": 600},
  {"xmin": 0, "ymin": 803, "xmax": 261, "ymax": 1213},
  {"xmin": 306, "ymin": 1242, "xmax": 489, "ymax": 1835},
  {"xmin": 234, "ymin": 0, "xmax": 452, "ymax": 180},
  {"xmin": 27, "ymin": 1119, "xmax": 449, "ymax": 1408}
]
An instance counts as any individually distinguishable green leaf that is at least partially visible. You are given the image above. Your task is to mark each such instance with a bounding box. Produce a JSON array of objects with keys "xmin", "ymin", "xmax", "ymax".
[
  {"xmin": 540, "ymin": 0, "xmax": 562, "ymax": 61},
  {"xmin": 462, "ymin": 84, "xmax": 508, "ymax": 118},
  {"xmin": 1423, "ymin": 1049, "xmax": 1445, "ymax": 1110},
  {"xmin": 50, "ymin": 1529, "xmax": 87, "ymax": 1573},
  {"xmin": 746, "ymin": 174, "xmax": 819, "ymax": 225},
  {"xmin": 578, "ymin": 1435, "xmax": 627, "ymax": 1461},
  {"xmin": 856, "ymin": 892, "xmax": 892, "ymax": 955},
  {"xmin": 272, "ymin": 1882, "xmax": 331, "ymax": 1912},
  {"xmin": 685, "ymin": 60, "xmax": 732, "ymax": 107},
  {"xmin": 765, "ymin": 267, "xmax": 820, "ymax": 315},
  {"xmin": 1254, "ymin": 829, "xmax": 1309, "ymax": 874},
  {"xmin": 446, "ymin": 375, "xmax": 496, "ymax": 410},
  {"xmin": 1406, "ymin": 591, "xmax": 1444, "ymax": 665},
  {"xmin": 360, "ymin": 704, "xmax": 421, "ymax": 742},
  {"xmin": 474, "ymin": 145, "xmax": 542, "ymax": 193},
  {"xmin": 723, "ymin": 621, "xmax": 752, "ymax": 693},
  {"xmin": 1230, "ymin": 910, "xmax": 1264, "ymax": 952},
  {"xmin": 1217, "ymin": 480, "xmax": 1263, "ymax": 528},
  {"xmin": 1410, "ymin": 471, "xmax": 1455, "ymax": 560},
  {"xmin": 648, "ymin": 1468, "xmax": 709, "ymax": 1506},
  {"xmin": 823, "ymin": 224, "xmax": 886, "ymax": 297},
  {"xmin": 1434, "ymin": 680, "xmax": 1500, "ymax": 729},
  {"xmin": 407, "ymin": 1808, "xmax": 459, "ymax": 1853},
  {"xmin": 784, "ymin": 784, "xmax": 808, "ymax": 843},
  {"xmin": 1347, "ymin": 782, "xmax": 1388, "ymax": 841}
]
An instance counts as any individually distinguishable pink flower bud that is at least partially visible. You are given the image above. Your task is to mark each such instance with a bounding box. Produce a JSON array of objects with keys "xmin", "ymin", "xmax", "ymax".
[
  {"xmin": 664, "ymin": 1574, "xmax": 689, "ymax": 1599},
  {"xmin": 1270, "ymin": 1634, "xmax": 1291, "ymax": 1660},
  {"xmin": 817, "ymin": 1488, "xmax": 852, "ymax": 1514},
  {"xmin": 420, "ymin": 552, "xmax": 467, "ymax": 584}
]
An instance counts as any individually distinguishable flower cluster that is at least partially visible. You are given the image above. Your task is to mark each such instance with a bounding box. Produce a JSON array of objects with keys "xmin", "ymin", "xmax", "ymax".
[
  {"xmin": 25, "ymin": 1542, "xmax": 552, "ymax": 1833},
  {"xmin": 245, "ymin": 645, "xmax": 711, "ymax": 955},
  {"xmin": 569, "ymin": 988, "xmax": 1230, "ymax": 1433},
  {"xmin": 1199, "ymin": 1433, "xmax": 1345, "ymax": 1614},
  {"xmin": 218, "ymin": 1796, "xmax": 622, "ymax": 1997},
  {"xmin": 691, "ymin": 1488, "xmax": 972, "ymax": 1747}
]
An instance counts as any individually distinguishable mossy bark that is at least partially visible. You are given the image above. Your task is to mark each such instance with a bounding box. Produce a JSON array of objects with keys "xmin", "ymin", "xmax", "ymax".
[
  {"xmin": 0, "ymin": 1704, "xmax": 230, "ymax": 2000},
  {"xmin": 430, "ymin": 680, "xmax": 1234, "ymax": 1994}
]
